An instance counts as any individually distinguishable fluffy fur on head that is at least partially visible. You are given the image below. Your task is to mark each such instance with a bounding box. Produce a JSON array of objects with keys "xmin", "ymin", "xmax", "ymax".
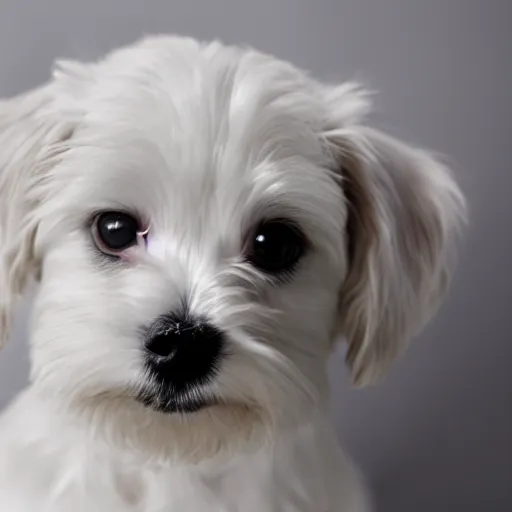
[{"xmin": 0, "ymin": 35, "xmax": 465, "ymax": 511}]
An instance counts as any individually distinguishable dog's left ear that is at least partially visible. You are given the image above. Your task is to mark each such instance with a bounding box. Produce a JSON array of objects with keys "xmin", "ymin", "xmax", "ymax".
[
  {"xmin": 321, "ymin": 84, "xmax": 467, "ymax": 386},
  {"xmin": 0, "ymin": 63, "xmax": 90, "ymax": 347}
]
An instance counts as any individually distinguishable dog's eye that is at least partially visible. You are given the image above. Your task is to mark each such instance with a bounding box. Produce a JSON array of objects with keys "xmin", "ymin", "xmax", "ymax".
[
  {"xmin": 247, "ymin": 220, "xmax": 306, "ymax": 274},
  {"xmin": 92, "ymin": 212, "xmax": 141, "ymax": 255}
]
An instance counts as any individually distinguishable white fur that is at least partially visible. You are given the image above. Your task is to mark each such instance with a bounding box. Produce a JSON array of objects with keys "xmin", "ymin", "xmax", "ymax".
[{"xmin": 0, "ymin": 35, "xmax": 466, "ymax": 511}]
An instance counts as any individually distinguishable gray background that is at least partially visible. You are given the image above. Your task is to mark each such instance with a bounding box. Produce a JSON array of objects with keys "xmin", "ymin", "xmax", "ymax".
[{"xmin": 0, "ymin": 1, "xmax": 510, "ymax": 510}]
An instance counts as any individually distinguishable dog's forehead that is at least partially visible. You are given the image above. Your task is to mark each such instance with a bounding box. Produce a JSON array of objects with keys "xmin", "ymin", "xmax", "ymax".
[
  {"xmin": 81, "ymin": 39, "xmax": 328, "ymax": 169},
  {"xmin": 62, "ymin": 42, "xmax": 338, "ymax": 220}
]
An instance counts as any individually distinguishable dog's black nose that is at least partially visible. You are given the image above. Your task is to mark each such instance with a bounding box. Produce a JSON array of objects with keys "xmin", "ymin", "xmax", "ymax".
[{"xmin": 143, "ymin": 315, "xmax": 224, "ymax": 392}]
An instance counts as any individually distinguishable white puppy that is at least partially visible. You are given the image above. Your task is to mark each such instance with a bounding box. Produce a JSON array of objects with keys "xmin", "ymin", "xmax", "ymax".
[{"xmin": 0, "ymin": 35, "xmax": 465, "ymax": 511}]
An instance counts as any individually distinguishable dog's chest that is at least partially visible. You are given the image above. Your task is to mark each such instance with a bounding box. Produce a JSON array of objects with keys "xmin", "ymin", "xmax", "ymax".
[
  {"xmin": 115, "ymin": 453, "xmax": 310, "ymax": 512},
  {"xmin": 105, "ymin": 434, "xmax": 363, "ymax": 512},
  {"xmin": 39, "ymin": 458, "xmax": 312, "ymax": 512},
  {"xmin": 47, "ymin": 439, "xmax": 341, "ymax": 512}
]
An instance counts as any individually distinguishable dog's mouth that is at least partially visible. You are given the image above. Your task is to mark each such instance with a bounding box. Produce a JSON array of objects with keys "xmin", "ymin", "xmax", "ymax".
[{"xmin": 135, "ymin": 386, "xmax": 219, "ymax": 415}]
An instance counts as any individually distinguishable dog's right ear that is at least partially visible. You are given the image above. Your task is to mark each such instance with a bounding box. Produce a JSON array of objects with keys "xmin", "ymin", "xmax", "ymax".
[{"xmin": 0, "ymin": 63, "xmax": 90, "ymax": 347}]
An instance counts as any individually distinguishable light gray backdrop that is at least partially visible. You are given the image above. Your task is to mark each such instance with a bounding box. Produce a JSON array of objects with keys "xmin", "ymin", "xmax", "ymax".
[{"xmin": 0, "ymin": 1, "xmax": 510, "ymax": 511}]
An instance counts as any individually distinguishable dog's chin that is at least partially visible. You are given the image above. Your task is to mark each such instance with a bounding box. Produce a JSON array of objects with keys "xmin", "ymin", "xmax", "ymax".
[{"xmin": 66, "ymin": 385, "xmax": 272, "ymax": 463}]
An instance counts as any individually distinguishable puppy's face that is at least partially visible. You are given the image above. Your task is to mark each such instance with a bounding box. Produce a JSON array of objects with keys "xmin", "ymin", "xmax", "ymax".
[
  {"xmin": 0, "ymin": 37, "xmax": 465, "ymax": 459},
  {"xmin": 31, "ymin": 47, "xmax": 345, "ymax": 422}
]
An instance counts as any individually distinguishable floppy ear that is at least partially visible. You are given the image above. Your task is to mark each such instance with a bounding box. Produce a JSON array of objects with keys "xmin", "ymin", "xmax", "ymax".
[
  {"xmin": 0, "ymin": 78, "xmax": 82, "ymax": 348},
  {"xmin": 323, "ymin": 86, "xmax": 466, "ymax": 386}
]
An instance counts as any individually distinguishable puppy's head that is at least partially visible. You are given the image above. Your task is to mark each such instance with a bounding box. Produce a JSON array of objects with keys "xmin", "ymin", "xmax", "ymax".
[{"xmin": 0, "ymin": 36, "xmax": 465, "ymax": 460}]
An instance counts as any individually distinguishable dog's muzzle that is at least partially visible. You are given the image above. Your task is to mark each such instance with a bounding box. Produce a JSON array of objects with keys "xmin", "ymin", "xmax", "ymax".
[{"xmin": 139, "ymin": 314, "xmax": 225, "ymax": 413}]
